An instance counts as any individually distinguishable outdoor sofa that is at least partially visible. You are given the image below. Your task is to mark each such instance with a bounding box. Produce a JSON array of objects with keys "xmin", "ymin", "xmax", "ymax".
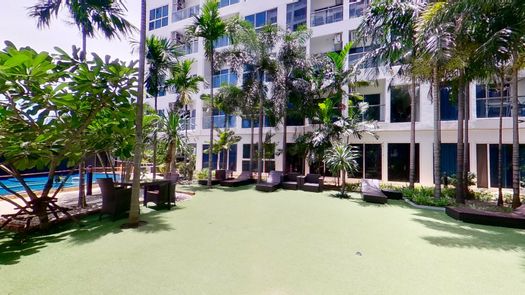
[
  {"xmin": 298, "ymin": 174, "xmax": 324, "ymax": 192},
  {"xmin": 281, "ymin": 173, "xmax": 301, "ymax": 190},
  {"xmin": 198, "ymin": 169, "xmax": 226, "ymax": 185}
]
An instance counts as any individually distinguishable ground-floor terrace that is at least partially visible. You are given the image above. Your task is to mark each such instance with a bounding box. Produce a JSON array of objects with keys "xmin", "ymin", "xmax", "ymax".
[
  {"xmin": 187, "ymin": 120, "xmax": 525, "ymax": 189},
  {"xmin": 1, "ymin": 186, "xmax": 524, "ymax": 294}
]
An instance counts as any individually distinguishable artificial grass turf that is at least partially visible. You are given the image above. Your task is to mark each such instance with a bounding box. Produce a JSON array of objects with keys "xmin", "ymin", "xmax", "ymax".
[{"xmin": 1, "ymin": 186, "xmax": 525, "ymax": 294}]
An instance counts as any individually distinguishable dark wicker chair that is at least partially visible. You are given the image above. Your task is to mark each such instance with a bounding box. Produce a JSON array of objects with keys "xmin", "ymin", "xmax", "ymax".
[
  {"xmin": 282, "ymin": 173, "xmax": 301, "ymax": 190},
  {"xmin": 144, "ymin": 173, "xmax": 179, "ymax": 208},
  {"xmin": 361, "ymin": 179, "xmax": 387, "ymax": 204},
  {"xmin": 298, "ymin": 174, "xmax": 324, "ymax": 192},
  {"xmin": 220, "ymin": 171, "xmax": 255, "ymax": 187},
  {"xmin": 97, "ymin": 178, "xmax": 132, "ymax": 220},
  {"xmin": 255, "ymin": 171, "xmax": 283, "ymax": 192}
]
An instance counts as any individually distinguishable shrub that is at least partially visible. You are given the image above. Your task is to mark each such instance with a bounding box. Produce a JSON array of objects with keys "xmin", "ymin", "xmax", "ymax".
[
  {"xmin": 401, "ymin": 186, "xmax": 455, "ymax": 207},
  {"xmin": 447, "ymin": 172, "xmax": 476, "ymax": 187},
  {"xmin": 196, "ymin": 168, "xmax": 209, "ymax": 180},
  {"xmin": 345, "ymin": 182, "xmax": 361, "ymax": 192},
  {"xmin": 471, "ymin": 190, "xmax": 494, "ymax": 202},
  {"xmin": 380, "ymin": 183, "xmax": 403, "ymax": 192}
]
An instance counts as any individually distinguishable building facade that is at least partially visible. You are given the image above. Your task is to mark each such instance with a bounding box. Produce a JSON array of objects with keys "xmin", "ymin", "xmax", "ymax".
[{"xmin": 146, "ymin": 0, "xmax": 525, "ymax": 188}]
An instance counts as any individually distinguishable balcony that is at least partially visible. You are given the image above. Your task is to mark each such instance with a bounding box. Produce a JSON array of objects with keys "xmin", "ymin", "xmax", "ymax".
[
  {"xmin": 172, "ymin": 5, "xmax": 200, "ymax": 22},
  {"xmin": 349, "ymin": 0, "xmax": 369, "ymax": 18},
  {"xmin": 176, "ymin": 40, "xmax": 198, "ymax": 55},
  {"xmin": 476, "ymin": 96, "xmax": 525, "ymax": 118},
  {"xmin": 311, "ymin": 5, "xmax": 343, "ymax": 27},
  {"xmin": 202, "ymin": 114, "xmax": 236, "ymax": 129}
]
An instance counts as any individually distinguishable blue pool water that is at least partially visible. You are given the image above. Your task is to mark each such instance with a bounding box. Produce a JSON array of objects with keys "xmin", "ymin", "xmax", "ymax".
[{"xmin": 0, "ymin": 173, "xmax": 120, "ymax": 196}]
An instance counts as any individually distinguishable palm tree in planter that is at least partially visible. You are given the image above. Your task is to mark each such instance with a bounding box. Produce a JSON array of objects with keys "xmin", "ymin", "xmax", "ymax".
[
  {"xmin": 325, "ymin": 144, "xmax": 360, "ymax": 197},
  {"xmin": 166, "ymin": 59, "xmax": 204, "ymax": 178},
  {"xmin": 358, "ymin": 0, "xmax": 425, "ymax": 189},
  {"xmin": 144, "ymin": 36, "xmax": 179, "ymax": 180},
  {"xmin": 186, "ymin": 0, "xmax": 242, "ymax": 186}
]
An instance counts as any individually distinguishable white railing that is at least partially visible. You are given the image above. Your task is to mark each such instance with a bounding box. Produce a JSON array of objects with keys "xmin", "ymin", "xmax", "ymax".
[
  {"xmin": 176, "ymin": 40, "xmax": 198, "ymax": 55},
  {"xmin": 172, "ymin": 5, "xmax": 200, "ymax": 22},
  {"xmin": 311, "ymin": 5, "xmax": 343, "ymax": 27}
]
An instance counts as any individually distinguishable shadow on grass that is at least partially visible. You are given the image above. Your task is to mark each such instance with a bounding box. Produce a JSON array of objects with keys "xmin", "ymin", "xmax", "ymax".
[
  {"xmin": 411, "ymin": 211, "xmax": 525, "ymax": 252},
  {"xmin": 0, "ymin": 205, "xmax": 184, "ymax": 265}
]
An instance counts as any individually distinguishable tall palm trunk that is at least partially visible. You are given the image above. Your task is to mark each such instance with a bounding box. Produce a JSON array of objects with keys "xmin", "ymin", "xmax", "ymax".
[
  {"xmin": 207, "ymin": 47, "xmax": 215, "ymax": 187},
  {"xmin": 257, "ymin": 71, "xmax": 264, "ymax": 183},
  {"xmin": 77, "ymin": 24, "xmax": 88, "ymax": 208},
  {"xmin": 184, "ymin": 105, "xmax": 189, "ymax": 178},
  {"xmin": 511, "ymin": 66, "xmax": 522, "ymax": 209},
  {"xmin": 128, "ymin": 0, "xmax": 146, "ymax": 226},
  {"xmin": 282, "ymin": 77, "xmax": 289, "ymax": 173},
  {"xmin": 433, "ymin": 67, "xmax": 441, "ymax": 199},
  {"xmin": 250, "ymin": 117, "xmax": 255, "ymax": 173},
  {"xmin": 152, "ymin": 94, "xmax": 158, "ymax": 180},
  {"xmin": 463, "ymin": 83, "xmax": 470, "ymax": 198},
  {"xmin": 409, "ymin": 77, "xmax": 417, "ymax": 188},
  {"xmin": 456, "ymin": 77, "xmax": 465, "ymax": 204},
  {"xmin": 497, "ymin": 78, "xmax": 505, "ymax": 206}
]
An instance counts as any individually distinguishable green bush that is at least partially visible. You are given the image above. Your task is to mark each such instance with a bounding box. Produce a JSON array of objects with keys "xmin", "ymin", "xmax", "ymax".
[
  {"xmin": 472, "ymin": 190, "xmax": 494, "ymax": 202},
  {"xmin": 196, "ymin": 168, "xmax": 209, "ymax": 180},
  {"xmin": 447, "ymin": 172, "xmax": 476, "ymax": 187},
  {"xmin": 345, "ymin": 182, "xmax": 361, "ymax": 192},
  {"xmin": 401, "ymin": 186, "xmax": 456, "ymax": 207},
  {"xmin": 380, "ymin": 183, "xmax": 403, "ymax": 192}
]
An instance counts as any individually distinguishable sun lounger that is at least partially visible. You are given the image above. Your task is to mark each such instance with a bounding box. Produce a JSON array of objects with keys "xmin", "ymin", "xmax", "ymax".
[
  {"xmin": 255, "ymin": 171, "xmax": 283, "ymax": 192},
  {"xmin": 361, "ymin": 179, "xmax": 387, "ymax": 204},
  {"xmin": 220, "ymin": 171, "xmax": 255, "ymax": 187}
]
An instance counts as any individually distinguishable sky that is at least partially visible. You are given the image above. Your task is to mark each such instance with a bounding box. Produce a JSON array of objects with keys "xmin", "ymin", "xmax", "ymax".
[{"xmin": 0, "ymin": 0, "xmax": 141, "ymax": 62}]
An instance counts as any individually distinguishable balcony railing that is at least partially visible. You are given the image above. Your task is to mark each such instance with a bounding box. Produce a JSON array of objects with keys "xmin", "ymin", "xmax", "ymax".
[
  {"xmin": 218, "ymin": 0, "xmax": 240, "ymax": 9},
  {"xmin": 175, "ymin": 40, "xmax": 198, "ymax": 55},
  {"xmin": 202, "ymin": 115, "xmax": 236, "ymax": 129},
  {"xmin": 311, "ymin": 5, "xmax": 343, "ymax": 27},
  {"xmin": 476, "ymin": 96, "xmax": 525, "ymax": 118},
  {"xmin": 183, "ymin": 117, "xmax": 196, "ymax": 130},
  {"xmin": 350, "ymin": 104, "xmax": 385, "ymax": 122},
  {"xmin": 172, "ymin": 5, "xmax": 199, "ymax": 22}
]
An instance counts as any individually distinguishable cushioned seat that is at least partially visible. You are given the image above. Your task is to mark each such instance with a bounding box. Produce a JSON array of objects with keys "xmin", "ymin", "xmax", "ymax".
[
  {"xmin": 298, "ymin": 174, "xmax": 324, "ymax": 192},
  {"xmin": 361, "ymin": 179, "xmax": 387, "ymax": 204},
  {"xmin": 256, "ymin": 171, "xmax": 283, "ymax": 192},
  {"xmin": 282, "ymin": 173, "xmax": 301, "ymax": 190}
]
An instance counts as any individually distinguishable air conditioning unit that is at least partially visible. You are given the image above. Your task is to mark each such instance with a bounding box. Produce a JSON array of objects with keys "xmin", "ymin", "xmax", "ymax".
[
  {"xmin": 334, "ymin": 33, "xmax": 343, "ymax": 51},
  {"xmin": 171, "ymin": 31, "xmax": 184, "ymax": 44},
  {"xmin": 175, "ymin": 0, "xmax": 186, "ymax": 10}
]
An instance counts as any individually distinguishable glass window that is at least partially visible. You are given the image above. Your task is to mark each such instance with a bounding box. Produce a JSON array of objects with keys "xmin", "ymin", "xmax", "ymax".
[
  {"xmin": 256, "ymin": 12, "xmax": 266, "ymax": 27},
  {"xmin": 475, "ymin": 84, "xmax": 525, "ymax": 118},
  {"xmin": 349, "ymin": 144, "xmax": 382, "ymax": 179},
  {"xmin": 441, "ymin": 86, "xmax": 458, "ymax": 121},
  {"xmin": 441, "ymin": 143, "xmax": 457, "ymax": 178},
  {"xmin": 363, "ymin": 94, "xmax": 381, "ymax": 121},
  {"xmin": 149, "ymin": 5, "xmax": 169, "ymax": 31},
  {"xmin": 388, "ymin": 143, "xmax": 419, "ymax": 182},
  {"xmin": 246, "ymin": 8, "xmax": 278, "ymax": 29},
  {"xmin": 390, "ymin": 85, "xmax": 419, "ymax": 123}
]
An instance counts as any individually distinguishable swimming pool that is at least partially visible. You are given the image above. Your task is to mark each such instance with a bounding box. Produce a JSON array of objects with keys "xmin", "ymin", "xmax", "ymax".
[{"xmin": 0, "ymin": 173, "xmax": 120, "ymax": 196}]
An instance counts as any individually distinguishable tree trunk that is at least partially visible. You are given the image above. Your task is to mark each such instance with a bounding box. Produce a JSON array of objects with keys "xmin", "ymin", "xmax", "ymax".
[
  {"xmin": 207, "ymin": 48, "xmax": 215, "ymax": 187},
  {"xmin": 433, "ymin": 68, "xmax": 441, "ymax": 199},
  {"xmin": 78, "ymin": 161, "xmax": 87, "ymax": 208},
  {"xmin": 497, "ymin": 78, "xmax": 505, "ymax": 206},
  {"xmin": 257, "ymin": 71, "xmax": 264, "ymax": 184},
  {"xmin": 456, "ymin": 77, "xmax": 465, "ymax": 204},
  {"xmin": 127, "ymin": 0, "xmax": 147, "ymax": 227},
  {"xmin": 463, "ymin": 83, "xmax": 470, "ymax": 198},
  {"xmin": 282, "ymin": 107, "xmax": 288, "ymax": 174},
  {"xmin": 152, "ymin": 94, "xmax": 158, "ymax": 180},
  {"xmin": 511, "ymin": 66, "xmax": 522, "ymax": 209},
  {"xmin": 409, "ymin": 77, "xmax": 417, "ymax": 188},
  {"xmin": 170, "ymin": 140, "xmax": 178, "ymax": 174},
  {"xmin": 341, "ymin": 169, "xmax": 346, "ymax": 196},
  {"xmin": 184, "ymin": 105, "xmax": 189, "ymax": 179},
  {"xmin": 250, "ymin": 117, "xmax": 255, "ymax": 174},
  {"xmin": 81, "ymin": 25, "xmax": 87, "ymax": 62}
]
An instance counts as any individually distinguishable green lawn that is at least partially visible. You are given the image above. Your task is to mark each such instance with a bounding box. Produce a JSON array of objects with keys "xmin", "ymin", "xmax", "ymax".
[{"xmin": 1, "ymin": 186, "xmax": 525, "ymax": 294}]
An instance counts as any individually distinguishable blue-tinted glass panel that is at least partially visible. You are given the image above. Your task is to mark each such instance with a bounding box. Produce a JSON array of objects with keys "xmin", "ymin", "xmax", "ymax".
[
  {"xmin": 256, "ymin": 12, "xmax": 266, "ymax": 27},
  {"xmin": 440, "ymin": 86, "xmax": 458, "ymax": 121},
  {"xmin": 245, "ymin": 15, "xmax": 255, "ymax": 26}
]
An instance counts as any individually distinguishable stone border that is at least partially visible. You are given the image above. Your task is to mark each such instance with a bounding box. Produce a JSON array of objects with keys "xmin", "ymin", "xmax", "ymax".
[{"xmin": 403, "ymin": 198, "xmax": 446, "ymax": 212}]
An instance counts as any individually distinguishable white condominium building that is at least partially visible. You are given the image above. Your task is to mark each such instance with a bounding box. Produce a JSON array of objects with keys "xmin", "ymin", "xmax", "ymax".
[{"xmin": 146, "ymin": 0, "xmax": 525, "ymax": 188}]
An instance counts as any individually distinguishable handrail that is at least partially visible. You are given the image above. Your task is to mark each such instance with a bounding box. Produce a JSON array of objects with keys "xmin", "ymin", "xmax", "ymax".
[{"xmin": 172, "ymin": 4, "xmax": 200, "ymax": 22}]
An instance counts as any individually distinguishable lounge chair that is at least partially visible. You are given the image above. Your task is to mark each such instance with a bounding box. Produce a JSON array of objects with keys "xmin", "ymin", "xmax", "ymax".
[
  {"xmin": 198, "ymin": 169, "xmax": 227, "ymax": 185},
  {"xmin": 298, "ymin": 174, "xmax": 324, "ymax": 192},
  {"xmin": 361, "ymin": 179, "xmax": 387, "ymax": 204},
  {"xmin": 97, "ymin": 178, "xmax": 132, "ymax": 220},
  {"xmin": 220, "ymin": 171, "xmax": 255, "ymax": 187},
  {"xmin": 255, "ymin": 171, "xmax": 283, "ymax": 192},
  {"xmin": 282, "ymin": 173, "xmax": 301, "ymax": 190}
]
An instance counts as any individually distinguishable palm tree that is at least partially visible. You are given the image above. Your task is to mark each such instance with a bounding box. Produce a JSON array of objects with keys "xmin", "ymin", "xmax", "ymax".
[
  {"xmin": 358, "ymin": 0, "xmax": 425, "ymax": 189},
  {"xmin": 273, "ymin": 26, "xmax": 311, "ymax": 173},
  {"xmin": 127, "ymin": 0, "xmax": 146, "ymax": 227},
  {"xmin": 324, "ymin": 144, "xmax": 360, "ymax": 197},
  {"xmin": 186, "ymin": 0, "xmax": 227, "ymax": 187},
  {"xmin": 161, "ymin": 111, "xmax": 186, "ymax": 174},
  {"xmin": 166, "ymin": 59, "xmax": 204, "ymax": 177},
  {"xmin": 216, "ymin": 24, "xmax": 279, "ymax": 183},
  {"xmin": 29, "ymin": 0, "xmax": 135, "ymax": 61},
  {"xmin": 213, "ymin": 129, "xmax": 241, "ymax": 170},
  {"xmin": 143, "ymin": 36, "xmax": 179, "ymax": 180}
]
